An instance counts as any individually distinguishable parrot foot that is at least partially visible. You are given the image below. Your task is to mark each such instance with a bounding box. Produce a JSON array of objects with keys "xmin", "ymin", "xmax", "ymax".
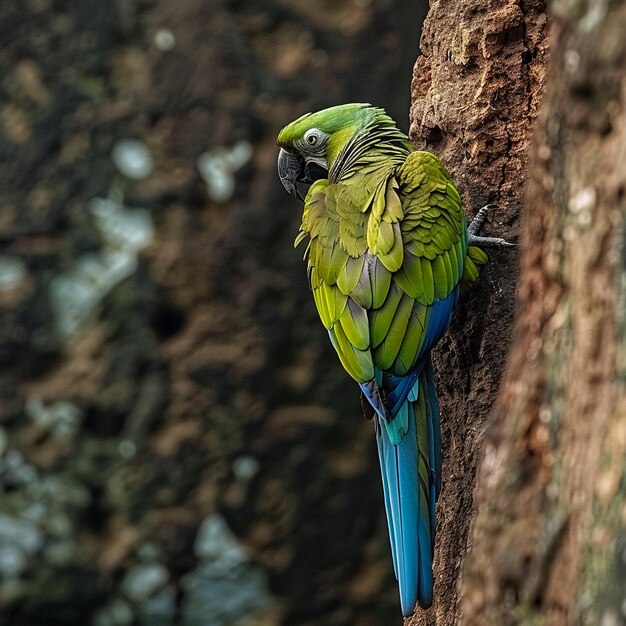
[{"xmin": 467, "ymin": 204, "xmax": 515, "ymax": 248}]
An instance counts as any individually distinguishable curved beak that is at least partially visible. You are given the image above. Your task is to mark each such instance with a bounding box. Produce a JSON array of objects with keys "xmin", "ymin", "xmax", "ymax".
[{"xmin": 277, "ymin": 148, "xmax": 305, "ymax": 200}]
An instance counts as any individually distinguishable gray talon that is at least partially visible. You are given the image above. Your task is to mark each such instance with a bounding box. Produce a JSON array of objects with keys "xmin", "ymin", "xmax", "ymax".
[
  {"xmin": 467, "ymin": 234, "xmax": 516, "ymax": 248},
  {"xmin": 467, "ymin": 204, "xmax": 515, "ymax": 248}
]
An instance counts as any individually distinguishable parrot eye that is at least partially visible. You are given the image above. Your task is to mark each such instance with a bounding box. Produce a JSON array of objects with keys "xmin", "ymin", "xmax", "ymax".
[{"xmin": 304, "ymin": 129, "xmax": 321, "ymax": 147}]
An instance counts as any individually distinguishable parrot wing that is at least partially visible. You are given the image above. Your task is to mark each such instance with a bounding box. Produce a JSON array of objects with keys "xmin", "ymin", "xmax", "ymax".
[{"xmin": 295, "ymin": 151, "xmax": 477, "ymax": 384}]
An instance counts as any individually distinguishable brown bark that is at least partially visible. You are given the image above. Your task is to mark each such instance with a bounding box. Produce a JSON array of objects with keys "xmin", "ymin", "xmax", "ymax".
[
  {"xmin": 408, "ymin": 2, "xmax": 549, "ymax": 624},
  {"xmin": 463, "ymin": 2, "xmax": 626, "ymax": 625}
]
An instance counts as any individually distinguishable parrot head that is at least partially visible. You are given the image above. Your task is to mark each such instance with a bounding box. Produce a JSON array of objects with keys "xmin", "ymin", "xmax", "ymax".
[{"xmin": 276, "ymin": 102, "xmax": 379, "ymax": 199}]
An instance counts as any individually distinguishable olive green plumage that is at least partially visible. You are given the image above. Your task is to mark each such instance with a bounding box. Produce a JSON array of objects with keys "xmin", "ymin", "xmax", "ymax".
[
  {"xmin": 285, "ymin": 106, "xmax": 485, "ymax": 383},
  {"xmin": 277, "ymin": 104, "xmax": 488, "ymax": 615}
]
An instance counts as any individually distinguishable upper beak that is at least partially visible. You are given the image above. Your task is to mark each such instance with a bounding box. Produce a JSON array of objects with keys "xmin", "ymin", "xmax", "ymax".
[{"xmin": 277, "ymin": 148, "xmax": 305, "ymax": 200}]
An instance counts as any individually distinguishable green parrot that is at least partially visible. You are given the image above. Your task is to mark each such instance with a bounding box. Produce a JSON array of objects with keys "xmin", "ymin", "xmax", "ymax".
[{"xmin": 276, "ymin": 103, "xmax": 510, "ymax": 615}]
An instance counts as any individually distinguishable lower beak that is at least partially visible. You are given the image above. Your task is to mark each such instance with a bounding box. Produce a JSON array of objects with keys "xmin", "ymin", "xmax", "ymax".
[{"xmin": 278, "ymin": 148, "xmax": 306, "ymax": 200}]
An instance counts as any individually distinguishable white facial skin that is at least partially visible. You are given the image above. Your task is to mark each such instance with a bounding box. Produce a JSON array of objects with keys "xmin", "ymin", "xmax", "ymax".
[{"xmin": 295, "ymin": 128, "xmax": 330, "ymax": 170}]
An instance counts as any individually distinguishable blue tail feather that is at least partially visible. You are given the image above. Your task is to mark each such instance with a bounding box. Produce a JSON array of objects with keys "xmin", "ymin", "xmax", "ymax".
[{"xmin": 375, "ymin": 385, "xmax": 434, "ymax": 615}]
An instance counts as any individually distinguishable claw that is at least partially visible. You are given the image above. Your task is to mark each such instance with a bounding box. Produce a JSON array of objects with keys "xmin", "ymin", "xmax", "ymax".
[
  {"xmin": 467, "ymin": 204, "xmax": 515, "ymax": 248},
  {"xmin": 467, "ymin": 234, "xmax": 516, "ymax": 248}
]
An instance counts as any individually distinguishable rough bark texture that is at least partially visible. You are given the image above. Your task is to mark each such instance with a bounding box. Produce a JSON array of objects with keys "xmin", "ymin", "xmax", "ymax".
[
  {"xmin": 407, "ymin": 2, "xmax": 548, "ymax": 624},
  {"xmin": 463, "ymin": 2, "xmax": 626, "ymax": 625}
]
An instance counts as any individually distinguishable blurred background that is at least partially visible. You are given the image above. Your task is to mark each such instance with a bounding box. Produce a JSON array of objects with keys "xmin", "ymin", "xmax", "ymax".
[{"xmin": 0, "ymin": 1, "xmax": 427, "ymax": 624}]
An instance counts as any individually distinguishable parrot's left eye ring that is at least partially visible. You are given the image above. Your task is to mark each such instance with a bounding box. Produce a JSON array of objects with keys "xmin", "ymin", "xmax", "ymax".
[{"xmin": 304, "ymin": 129, "xmax": 320, "ymax": 146}]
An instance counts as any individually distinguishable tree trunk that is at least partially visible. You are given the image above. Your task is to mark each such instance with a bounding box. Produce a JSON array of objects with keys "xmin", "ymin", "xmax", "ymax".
[
  {"xmin": 409, "ymin": 1, "xmax": 626, "ymax": 625},
  {"xmin": 463, "ymin": 2, "xmax": 626, "ymax": 625},
  {"xmin": 407, "ymin": 1, "xmax": 549, "ymax": 624}
]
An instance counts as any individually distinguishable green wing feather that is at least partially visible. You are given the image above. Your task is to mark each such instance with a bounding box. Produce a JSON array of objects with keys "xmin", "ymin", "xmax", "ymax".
[
  {"xmin": 337, "ymin": 255, "xmax": 365, "ymax": 295},
  {"xmin": 371, "ymin": 257, "xmax": 393, "ymax": 309},
  {"xmin": 339, "ymin": 299, "xmax": 370, "ymax": 350},
  {"xmin": 370, "ymin": 282, "xmax": 403, "ymax": 349},
  {"xmin": 395, "ymin": 303, "xmax": 428, "ymax": 375},
  {"xmin": 373, "ymin": 293, "xmax": 414, "ymax": 370}
]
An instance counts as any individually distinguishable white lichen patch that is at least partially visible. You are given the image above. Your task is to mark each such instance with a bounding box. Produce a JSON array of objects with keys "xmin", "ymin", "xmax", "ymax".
[
  {"xmin": 197, "ymin": 141, "xmax": 253, "ymax": 202},
  {"xmin": 118, "ymin": 440, "xmax": 137, "ymax": 459},
  {"xmin": 0, "ymin": 448, "xmax": 89, "ymax": 586},
  {"xmin": 112, "ymin": 139, "xmax": 154, "ymax": 180},
  {"xmin": 232, "ymin": 455, "xmax": 259, "ymax": 481},
  {"xmin": 121, "ymin": 563, "xmax": 170, "ymax": 603},
  {"xmin": 0, "ymin": 513, "xmax": 44, "ymax": 578},
  {"xmin": 180, "ymin": 514, "xmax": 273, "ymax": 625},
  {"xmin": 88, "ymin": 198, "xmax": 153, "ymax": 250},
  {"xmin": 50, "ymin": 197, "xmax": 154, "ymax": 337},
  {"xmin": 0, "ymin": 256, "xmax": 27, "ymax": 292},
  {"xmin": 25, "ymin": 397, "xmax": 82, "ymax": 438},
  {"xmin": 580, "ymin": 0, "xmax": 608, "ymax": 34},
  {"xmin": 154, "ymin": 28, "xmax": 176, "ymax": 51},
  {"xmin": 564, "ymin": 49, "xmax": 580, "ymax": 74},
  {"xmin": 193, "ymin": 515, "xmax": 248, "ymax": 565},
  {"xmin": 568, "ymin": 186, "xmax": 597, "ymax": 228},
  {"xmin": 568, "ymin": 186, "xmax": 596, "ymax": 213}
]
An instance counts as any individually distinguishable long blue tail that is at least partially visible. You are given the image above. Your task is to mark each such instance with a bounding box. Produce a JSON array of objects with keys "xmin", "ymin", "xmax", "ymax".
[{"xmin": 375, "ymin": 359, "xmax": 441, "ymax": 615}]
